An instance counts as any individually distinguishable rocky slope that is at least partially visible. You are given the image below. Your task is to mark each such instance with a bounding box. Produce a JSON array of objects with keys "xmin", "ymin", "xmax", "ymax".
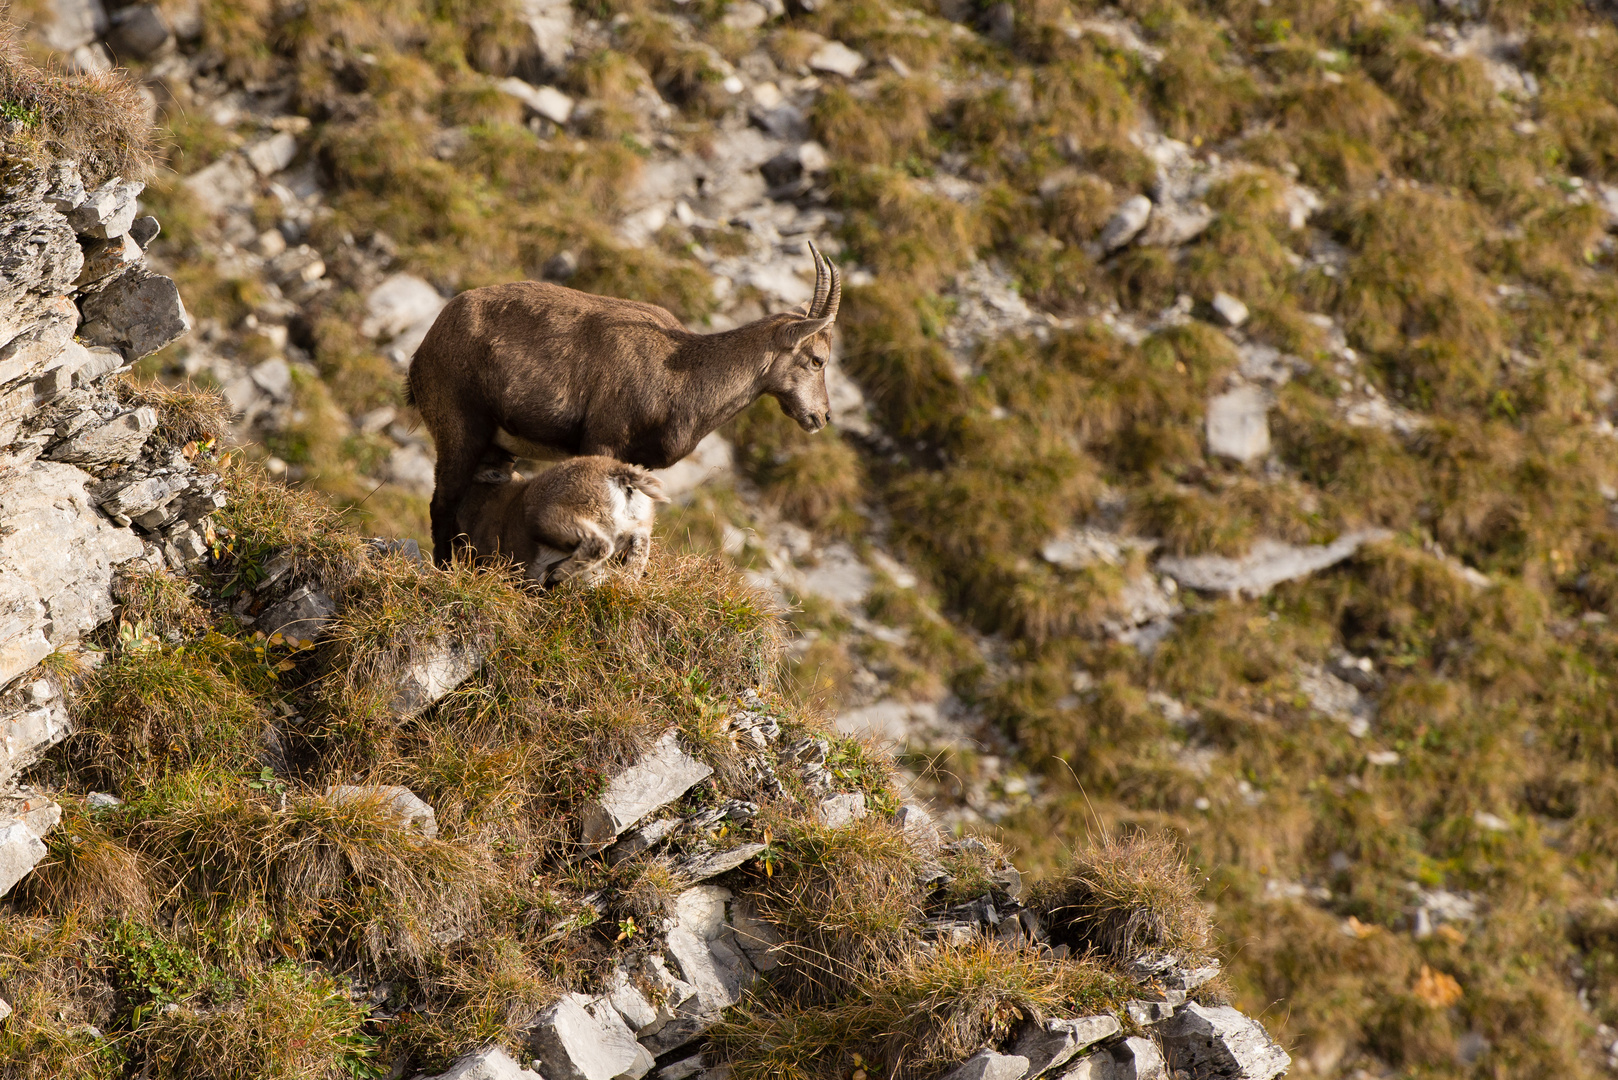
[
  {"xmin": 0, "ymin": 83, "xmax": 1296, "ymax": 1080},
  {"xmin": 16, "ymin": 0, "xmax": 1618, "ymax": 1075}
]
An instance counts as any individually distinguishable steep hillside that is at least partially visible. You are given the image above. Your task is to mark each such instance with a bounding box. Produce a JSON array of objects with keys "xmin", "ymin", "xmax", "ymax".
[
  {"xmin": 14, "ymin": 0, "xmax": 1618, "ymax": 1075},
  {"xmin": 0, "ymin": 52, "xmax": 1295, "ymax": 1080}
]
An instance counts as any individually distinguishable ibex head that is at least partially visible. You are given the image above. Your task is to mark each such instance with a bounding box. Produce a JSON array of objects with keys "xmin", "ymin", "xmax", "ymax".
[{"xmin": 762, "ymin": 241, "xmax": 842, "ymax": 433}]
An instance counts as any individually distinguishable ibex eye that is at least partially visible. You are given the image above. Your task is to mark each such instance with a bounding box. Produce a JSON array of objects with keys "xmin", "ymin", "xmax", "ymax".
[{"xmin": 812, "ymin": 357, "xmax": 825, "ymax": 369}]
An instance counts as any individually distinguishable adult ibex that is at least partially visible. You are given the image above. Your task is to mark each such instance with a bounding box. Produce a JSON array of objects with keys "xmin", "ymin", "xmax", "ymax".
[
  {"xmin": 408, "ymin": 243, "xmax": 842, "ymax": 565},
  {"xmin": 455, "ymin": 455, "xmax": 668, "ymax": 586}
]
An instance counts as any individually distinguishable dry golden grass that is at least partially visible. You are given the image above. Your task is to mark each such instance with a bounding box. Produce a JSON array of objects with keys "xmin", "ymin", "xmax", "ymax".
[{"xmin": 0, "ymin": 25, "xmax": 153, "ymax": 184}]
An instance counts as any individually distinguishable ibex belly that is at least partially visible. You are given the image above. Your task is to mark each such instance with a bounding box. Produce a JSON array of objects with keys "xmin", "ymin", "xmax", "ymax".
[{"xmin": 494, "ymin": 428, "xmax": 571, "ymax": 463}]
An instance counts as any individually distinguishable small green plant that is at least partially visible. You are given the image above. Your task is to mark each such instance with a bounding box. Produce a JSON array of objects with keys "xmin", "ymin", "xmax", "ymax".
[
  {"xmin": 245, "ymin": 766, "xmax": 285, "ymax": 797},
  {"xmin": 0, "ymin": 98, "xmax": 39, "ymax": 126}
]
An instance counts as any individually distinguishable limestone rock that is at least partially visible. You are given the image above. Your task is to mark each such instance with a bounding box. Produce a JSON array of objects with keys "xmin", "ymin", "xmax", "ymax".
[
  {"xmin": 325, "ymin": 785, "xmax": 439, "ymax": 839},
  {"xmin": 78, "ymin": 266, "xmax": 191, "ymax": 359},
  {"xmin": 0, "ymin": 818, "xmax": 47, "ymax": 898},
  {"xmin": 1013, "ymin": 1016, "xmax": 1122, "ymax": 1076},
  {"xmin": 416, "ymin": 1046, "xmax": 543, "ymax": 1080},
  {"xmin": 580, "ymin": 730, "xmax": 713, "ymax": 850},
  {"xmin": 245, "ymin": 132, "xmax": 298, "ymax": 177},
  {"xmin": 362, "ymin": 273, "xmax": 446, "ymax": 342},
  {"xmin": 497, "ymin": 78, "xmax": 574, "ymax": 125},
  {"xmin": 1138, "ymin": 202, "xmax": 1214, "ymax": 247},
  {"xmin": 36, "ymin": 0, "xmax": 109, "ymax": 53},
  {"xmin": 0, "ymin": 459, "xmax": 144, "ymax": 687},
  {"xmin": 1100, "ymin": 195, "xmax": 1153, "ymax": 252},
  {"xmin": 1154, "ymin": 1002, "xmax": 1290, "ymax": 1080},
  {"xmin": 674, "ymin": 843, "xmax": 766, "ymax": 882},
  {"xmin": 44, "ymin": 162, "xmax": 87, "ymax": 214},
  {"xmin": 816, "ymin": 791, "xmax": 867, "ymax": 828},
  {"xmin": 65, "ymin": 179, "xmax": 144, "ymax": 240},
  {"xmin": 0, "ymin": 294, "xmax": 78, "ymax": 384},
  {"xmin": 182, "ymin": 155, "xmax": 257, "ymax": 216},
  {"xmin": 655, "ymin": 886, "xmax": 755, "ymax": 1049},
  {"xmin": 107, "ymin": 4, "xmax": 173, "ymax": 58},
  {"xmin": 0, "ymin": 789, "xmax": 61, "ymax": 841},
  {"xmin": 1210, "ymin": 292, "xmax": 1249, "ymax": 328},
  {"xmin": 938, "ymin": 1050, "xmax": 1031, "ymax": 1080},
  {"xmin": 1157, "ymin": 530, "xmax": 1392, "ymax": 598},
  {"xmin": 267, "ymin": 245, "xmax": 325, "ymax": 286},
  {"xmin": 0, "ymin": 995, "xmax": 10, "ymax": 1022},
  {"xmin": 47, "ymin": 406, "xmax": 157, "ymax": 465},
  {"xmin": 0, "ymin": 199, "xmax": 83, "ymax": 312},
  {"xmin": 0, "ymin": 688, "xmax": 73, "ymax": 787},
  {"xmin": 808, "ymin": 40, "xmax": 866, "ymax": 78},
  {"xmin": 74, "ymin": 234, "xmax": 143, "ymax": 288},
  {"xmin": 526, "ymin": 994, "xmax": 645, "ymax": 1080},
  {"xmin": 1205, "ymin": 386, "xmax": 1270, "ymax": 464},
  {"xmin": 256, "ymin": 583, "xmax": 336, "ymax": 640},
  {"xmin": 515, "ymin": 0, "xmax": 574, "ymax": 70},
  {"xmin": 893, "ymin": 803, "xmax": 941, "ymax": 851},
  {"xmin": 128, "ymin": 216, "xmax": 160, "ymax": 249},
  {"xmin": 93, "ymin": 471, "xmax": 192, "ymax": 527},
  {"xmin": 729, "ymin": 896, "xmax": 783, "ymax": 973},
  {"xmin": 390, "ymin": 641, "xmax": 481, "ymax": 717}
]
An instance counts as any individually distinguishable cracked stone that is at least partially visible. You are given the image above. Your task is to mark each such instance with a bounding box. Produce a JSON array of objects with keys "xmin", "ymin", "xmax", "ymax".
[{"xmin": 581, "ymin": 730, "xmax": 713, "ymax": 850}]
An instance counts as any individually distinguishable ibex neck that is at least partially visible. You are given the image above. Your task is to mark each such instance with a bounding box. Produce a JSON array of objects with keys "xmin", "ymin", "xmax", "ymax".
[{"xmin": 672, "ymin": 318, "xmax": 781, "ymax": 423}]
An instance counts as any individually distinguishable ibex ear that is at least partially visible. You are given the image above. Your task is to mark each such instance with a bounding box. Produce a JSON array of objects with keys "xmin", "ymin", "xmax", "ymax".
[{"xmin": 774, "ymin": 316, "xmax": 832, "ymax": 351}]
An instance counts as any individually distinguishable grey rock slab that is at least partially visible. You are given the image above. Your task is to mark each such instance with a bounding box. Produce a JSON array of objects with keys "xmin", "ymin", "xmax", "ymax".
[
  {"xmin": 938, "ymin": 1050, "xmax": 1032, "ymax": 1080},
  {"xmin": 78, "ymin": 266, "xmax": 191, "ymax": 359},
  {"xmin": 1210, "ymin": 291, "xmax": 1250, "ymax": 328},
  {"xmin": 182, "ymin": 155, "xmax": 257, "ymax": 216},
  {"xmin": 1154, "ymin": 1003, "xmax": 1289, "ymax": 1080},
  {"xmin": 0, "ymin": 995, "xmax": 9, "ymax": 1022},
  {"xmin": 47, "ymin": 407, "xmax": 157, "ymax": 465},
  {"xmin": 1157, "ymin": 529, "xmax": 1392, "ymax": 599},
  {"xmin": 0, "ymin": 199, "xmax": 83, "ymax": 308},
  {"xmin": 245, "ymin": 132, "xmax": 298, "ymax": 176},
  {"xmin": 527, "ymin": 994, "xmax": 644, "ymax": 1080},
  {"xmin": 66, "ymin": 179, "xmax": 144, "ymax": 240},
  {"xmin": 0, "ymin": 459, "xmax": 144, "ymax": 687},
  {"xmin": 362, "ymin": 273, "xmax": 446, "ymax": 341},
  {"xmin": 0, "ymin": 818, "xmax": 48, "ymax": 898},
  {"xmin": 325, "ymin": 785, "xmax": 439, "ymax": 839},
  {"xmin": 894, "ymin": 803, "xmax": 942, "ymax": 851},
  {"xmin": 37, "ymin": 0, "xmax": 109, "ymax": 52},
  {"xmin": 36, "ymin": 341, "xmax": 127, "ymax": 400},
  {"xmin": 816, "ymin": 791, "xmax": 867, "ymax": 828},
  {"xmin": 674, "ymin": 842, "xmax": 766, "ymax": 882},
  {"xmin": 1125, "ymin": 1001, "xmax": 1177, "ymax": 1026},
  {"xmin": 0, "ymin": 293, "xmax": 78, "ymax": 385},
  {"xmin": 128, "ymin": 216, "xmax": 160, "ymax": 249},
  {"xmin": 496, "ymin": 77, "xmax": 574, "ymax": 124},
  {"xmin": 1138, "ymin": 202, "xmax": 1214, "ymax": 247},
  {"xmin": 657, "ymin": 1057, "xmax": 705, "ymax": 1080},
  {"xmin": 390, "ymin": 641, "xmax": 481, "ymax": 718},
  {"xmin": 416, "ymin": 1046, "xmax": 543, "ymax": 1080},
  {"xmin": 1205, "ymin": 386, "xmax": 1269, "ymax": 464},
  {"xmin": 798, "ymin": 542, "xmax": 873, "ymax": 606},
  {"xmin": 0, "ymin": 789, "xmax": 62, "ymax": 840},
  {"xmin": 94, "ymin": 472, "xmax": 190, "ymax": 527},
  {"xmin": 1101, "ymin": 195, "xmax": 1153, "ymax": 252},
  {"xmin": 808, "ymin": 40, "xmax": 866, "ymax": 77},
  {"xmin": 0, "ymin": 693, "xmax": 73, "ymax": 787},
  {"xmin": 44, "ymin": 161, "xmax": 87, "ymax": 213},
  {"xmin": 580, "ymin": 730, "xmax": 713, "ymax": 850},
  {"xmin": 257, "ymin": 583, "xmax": 336, "ymax": 640},
  {"xmin": 515, "ymin": 0, "xmax": 574, "ymax": 68},
  {"xmin": 74, "ymin": 234, "xmax": 143, "ymax": 288},
  {"xmin": 729, "ymin": 896, "xmax": 783, "ymax": 973},
  {"xmin": 107, "ymin": 4, "xmax": 172, "ymax": 57}
]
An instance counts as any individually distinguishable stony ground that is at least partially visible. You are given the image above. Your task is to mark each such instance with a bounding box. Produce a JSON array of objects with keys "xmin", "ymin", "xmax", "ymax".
[{"xmin": 15, "ymin": 0, "xmax": 1618, "ymax": 1074}]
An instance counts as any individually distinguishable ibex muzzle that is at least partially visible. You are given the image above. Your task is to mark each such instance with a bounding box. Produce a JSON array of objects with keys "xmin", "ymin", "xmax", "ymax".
[{"xmin": 407, "ymin": 243, "xmax": 843, "ymax": 565}]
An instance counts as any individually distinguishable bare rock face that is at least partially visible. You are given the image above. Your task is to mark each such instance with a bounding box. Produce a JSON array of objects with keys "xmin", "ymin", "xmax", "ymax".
[
  {"xmin": 1157, "ymin": 530, "xmax": 1392, "ymax": 598},
  {"xmin": 0, "ymin": 681, "xmax": 73, "ymax": 787},
  {"xmin": 0, "ymin": 196, "xmax": 83, "ymax": 319},
  {"xmin": 0, "ymin": 460, "xmax": 144, "ymax": 686},
  {"xmin": 938, "ymin": 1050, "xmax": 1032, "ymax": 1080},
  {"xmin": 1205, "ymin": 386, "xmax": 1269, "ymax": 464},
  {"xmin": 580, "ymin": 730, "xmax": 714, "ymax": 850},
  {"xmin": 389, "ymin": 640, "xmax": 482, "ymax": 718},
  {"xmin": 526, "ymin": 994, "xmax": 650, "ymax": 1080},
  {"xmin": 416, "ymin": 1046, "xmax": 544, "ymax": 1080},
  {"xmin": 78, "ymin": 265, "xmax": 191, "ymax": 360},
  {"xmin": 1155, "ymin": 1002, "xmax": 1291, "ymax": 1080},
  {"xmin": 0, "ymin": 819, "xmax": 48, "ymax": 899},
  {"xmin": 1013, "ymin": 1016, "xmax": 1124, "ymax": 1076}
]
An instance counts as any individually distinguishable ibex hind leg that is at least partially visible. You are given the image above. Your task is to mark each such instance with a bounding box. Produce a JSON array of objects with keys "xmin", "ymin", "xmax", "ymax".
[
  {"xmin": 546, "ymin": 526, "xmax": 615, "ymax": 587},
  {"xmin": 428, "ymin": 418, "xmax": 495, "ymax": 567}
]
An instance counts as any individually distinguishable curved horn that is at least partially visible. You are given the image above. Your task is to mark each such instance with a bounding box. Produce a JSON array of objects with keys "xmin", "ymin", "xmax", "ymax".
[
  {"xmin": 806, "ymin": 240, "xmax": 830, "ymax": 316},
  {"xmin": 822, "ymin": 256, "xmax": 842, "ymax": 323}
]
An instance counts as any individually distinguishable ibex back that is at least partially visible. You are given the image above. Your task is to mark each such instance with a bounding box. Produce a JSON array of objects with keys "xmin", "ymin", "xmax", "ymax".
[{"xmin": 407, "ymin": 243, "xmax": 842, "ymax": 565}]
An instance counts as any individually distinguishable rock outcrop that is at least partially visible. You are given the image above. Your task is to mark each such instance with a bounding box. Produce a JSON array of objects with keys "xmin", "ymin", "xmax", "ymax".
[{"xmin": 0, "ymin": 151, "xmax": 210, "ymax": 898}]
